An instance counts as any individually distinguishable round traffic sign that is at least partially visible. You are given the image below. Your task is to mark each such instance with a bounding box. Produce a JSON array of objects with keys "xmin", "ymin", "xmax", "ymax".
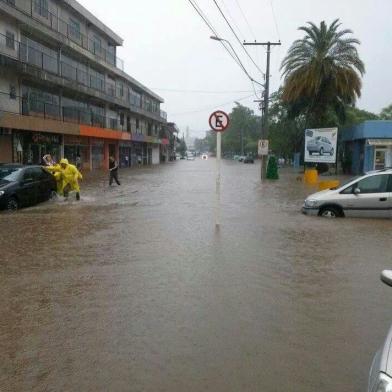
[{"xmin": 209, "ymin": 110, "xmax": 230, "ymax": 132}]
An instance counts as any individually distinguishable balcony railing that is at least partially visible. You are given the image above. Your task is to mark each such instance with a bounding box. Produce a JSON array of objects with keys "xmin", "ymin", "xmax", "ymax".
[
  {"xmin": 0, "ymin": 0, "xmax": 125, "ymax": 70},
  {"xmin": 0, "ymin": 90, "xmax": 132, "ymax": 131},
  {"xmin": 0, "ymin": 31, "xmax": 166, "ymax": 122}
]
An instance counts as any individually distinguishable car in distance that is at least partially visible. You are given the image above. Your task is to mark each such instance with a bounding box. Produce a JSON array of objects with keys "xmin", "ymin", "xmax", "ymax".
[
  {"xmin": 0, "ymin": 164, "xmax": 57, "ymax": 211},
  {"xmin": 201, "ymin": 154, "xmax": 208, "ymax": 160},
  {"xmin": 307, "ymin": 136, "xmax": 334, "ymax": 156},
  {"xmin": 368, "ymin": 270, "xmax": 392, "ymax": 392},
  {"xmin": 302, "ymin": 169, "xmax": 392, "ymax": 218},
  {"xmin": 244, "ymin": 156, "xmax": 254, "ymax": 164},
  {"xmin": 186, "ymin": 152, "xmax": 195, "ymax": 161}
]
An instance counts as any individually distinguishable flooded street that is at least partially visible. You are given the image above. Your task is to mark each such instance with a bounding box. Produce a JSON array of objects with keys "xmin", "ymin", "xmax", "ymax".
[{"xmin": 1, "ymin": 159, "xmax": 391, "ymax": 392}]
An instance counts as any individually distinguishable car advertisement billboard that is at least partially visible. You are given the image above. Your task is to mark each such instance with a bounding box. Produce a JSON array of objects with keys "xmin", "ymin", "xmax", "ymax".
[{"xmin": 304, "ymin": 128, "xmax": 338, "ymax": 163}]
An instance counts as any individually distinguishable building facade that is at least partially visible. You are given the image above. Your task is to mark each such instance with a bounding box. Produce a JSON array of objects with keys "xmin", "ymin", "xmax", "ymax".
[
  {"xmin": 0, "ymin": 0, "xmax": 168, "ymax": 170},
  {"xmin": 342, "ymin": 121, "xmax": 392, "ymax": 174}
]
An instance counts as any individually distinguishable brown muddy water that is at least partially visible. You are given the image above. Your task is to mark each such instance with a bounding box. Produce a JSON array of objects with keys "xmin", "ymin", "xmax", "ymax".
[{"xmin": 0, "ymin": 159, "xmax": 391, "ymax": 392}]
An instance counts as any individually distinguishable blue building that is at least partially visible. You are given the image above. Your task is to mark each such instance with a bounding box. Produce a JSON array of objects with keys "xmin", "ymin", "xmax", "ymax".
[{"xmin": 341, "ymin": 121, "xmax": 392, "ymax": 174}]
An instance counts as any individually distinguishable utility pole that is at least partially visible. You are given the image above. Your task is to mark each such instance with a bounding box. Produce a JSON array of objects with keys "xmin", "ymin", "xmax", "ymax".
[{"xmin": 244, "ymin": 41, "xmax": 281, "ymax": 180}]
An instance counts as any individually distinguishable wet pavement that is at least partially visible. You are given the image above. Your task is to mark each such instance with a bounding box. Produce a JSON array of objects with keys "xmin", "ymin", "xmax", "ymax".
[{"xmin": 1, "ymin": 159, "xmax": 391, "ymax": 392}]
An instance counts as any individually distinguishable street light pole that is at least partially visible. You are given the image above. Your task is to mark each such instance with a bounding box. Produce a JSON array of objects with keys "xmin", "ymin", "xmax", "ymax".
[{"xmin": 244, "ymin": 41, "xmax": 281, "ymax": 180}]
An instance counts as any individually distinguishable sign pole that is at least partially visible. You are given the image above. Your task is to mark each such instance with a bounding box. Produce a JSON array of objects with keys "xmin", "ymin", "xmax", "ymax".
[
  {"xmin": 216, "ymin": 131, "xmax": 221, "ymax": 228},
  {"xmin": 209, "ymin": 110, "xmax": 229, "ymax": 229}
]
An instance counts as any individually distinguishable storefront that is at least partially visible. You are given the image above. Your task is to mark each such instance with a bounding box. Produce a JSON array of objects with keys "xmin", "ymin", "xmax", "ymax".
[
  {"xmin": 91, "ymin": 139, "xmax": 104, "ymax": 170},
  {"xmin": 13, "ymin": 131, "xmax": 62, "ymax": 165},
  {"xmin": 342, "ymin": 121, "xmax": 392, "ymax": 174},
  {"xmin": 0, "ymin": 128, "xmax": 13, "ymax": 163},
  {"xmin": 64, "ymin": 135, "xmax": 90, "ymax": 170},
  {"xmin": 119, "ymin": 141, "xmax": 132, "ymax": 168}
]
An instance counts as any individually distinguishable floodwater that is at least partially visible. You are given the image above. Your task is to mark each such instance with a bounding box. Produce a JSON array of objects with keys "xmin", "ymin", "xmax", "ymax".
[{"xmin": 1, "ymin": 159, "xmax": 391, "ymax": 392}]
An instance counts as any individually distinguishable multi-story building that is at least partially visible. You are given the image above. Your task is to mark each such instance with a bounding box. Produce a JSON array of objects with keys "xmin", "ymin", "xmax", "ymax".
[{"xmin": 0, "ymin": 0, "xmax": 168, "ymax": 170}]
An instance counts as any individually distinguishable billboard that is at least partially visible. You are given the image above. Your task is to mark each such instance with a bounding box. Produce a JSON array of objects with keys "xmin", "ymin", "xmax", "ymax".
[{"xmin": 304, "ymin": 128, "xmax": 338, "ymax": 163}]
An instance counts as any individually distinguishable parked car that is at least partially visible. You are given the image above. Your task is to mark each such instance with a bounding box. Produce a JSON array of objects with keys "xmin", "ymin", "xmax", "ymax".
[
  {"xmin": 186, "ymin": 152, "xmax": 195, "ymax": 161},
  {"xmin": 302, "ymin": 169, "xmax": 392, "ymax": 218},
  {"xmin": 244, "ymin": 156, "xmax": 254, "ymax": 164},
  {"xmin": 0, "ymin": 164, "xmax": 57, "ymax": 211},
  {"xmin": 368, "ymin": 270, "xmax": 392, "ymax": 392},
  {"xmin": 307, "ymin": 136, "xmax": 334, "ymax": 156}
]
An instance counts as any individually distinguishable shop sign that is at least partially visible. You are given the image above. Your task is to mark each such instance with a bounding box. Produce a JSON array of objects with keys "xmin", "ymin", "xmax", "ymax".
[
  {"xmin": 32, "ymin": 132, "xmax": 61, "ymax": 144},
  {"xmin": 64, "ymin": 135, "xmax": 88, "ymax": 145},
  {"xmin": 132, "ymin": 133, "xmax": 145, "ymax": 142}
]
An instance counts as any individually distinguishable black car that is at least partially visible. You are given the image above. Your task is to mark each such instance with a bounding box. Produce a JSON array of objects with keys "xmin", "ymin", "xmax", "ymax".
[
  {"xmin": 244, "ymin": 156, "xmax": 254, "ymax": 164},
  {"xmin": 0, "ymin": 164, "xmax": 57, "ymax": 211}
]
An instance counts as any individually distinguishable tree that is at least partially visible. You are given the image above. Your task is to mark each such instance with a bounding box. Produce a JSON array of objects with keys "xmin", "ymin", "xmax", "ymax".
[
  {"xmin": 280, "ymin": 19, "xmax": 365, "ymax": 127},
  {"xmin": 221, "ymin": 104, "xmax": 261, "ymax": 155},
  {"xmin": 380, "ymin": 104, "xmax": 392, "ymax": 120},
  {"xmin": 177, "ymin": 138, "xmax": 187, "ymax": 156}
]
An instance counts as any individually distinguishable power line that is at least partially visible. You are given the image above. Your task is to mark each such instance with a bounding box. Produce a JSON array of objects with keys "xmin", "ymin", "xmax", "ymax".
[
  {"xmin": 187, "ymin": 0, "xmax": 263, "ymax": 89},
  {"xmin": 212, "ymin": 0, "xmax": 265, "ymax": 77},
  {"xmin": 219, "ymin": 0, "xmax": 245, "ymax": 41},
  {"xmin": 234, "ymin": 0, "xmax": 256, "ymax": 41},
  {"xmin": 187, "ymin": 0, "xmax": 245, "ymax": 72},
  {"xmin": 269, "ymin": 0, "xmax": 281, "ymax": 41},
  {"xmin": 151, "ymin": 87, "xmax": 254, "ymax": 94},
  {"xmin": 170, "ymin": 94, "xmax": 254, "ymax": 116}
]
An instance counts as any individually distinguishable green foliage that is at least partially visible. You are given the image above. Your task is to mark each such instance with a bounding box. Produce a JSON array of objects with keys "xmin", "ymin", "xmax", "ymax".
[
  {"xmin": 266, "ymin": 156, "xmax": 279, "ymax": 180},
  {"xmin": 281, "ymin": 19, "xmax": 365, "ymax": 127},
  {"xmin": 380, "ymin": 104, "xmax": 392, "ymax": 120},
  {"xmin": 177, "ymin": 139, "xmax": 187, "ymax": 155},
  {"xmin": 221, "ymin": 104, "xmax": 261, "ymax": 155}
]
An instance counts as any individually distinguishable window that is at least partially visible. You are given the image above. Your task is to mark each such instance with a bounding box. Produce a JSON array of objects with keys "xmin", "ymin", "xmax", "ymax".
[
  {"xmin": 6, "ymin": 31, "xmax": 15, "ymax": 49},
  {"xmin": 110, "ymin": 118, "xmax": 117, "ymax": 129},
  {"xmin": 136, "ymin": 118, "xmax": 140, "ymax": 130},
  {"xmin": 34, "ymin": 0, "xmax": 49, "ymax": 18},
  {"xmin": 120, "ymin": 113, "xmax": 124, "ymax": 126},
  {"xmin": 356, "ymin": 175, "xmax": 389, "ymax": 194},
  {"xmin": 69, "ymin": 18, "xmax": 81, "ymax": 41},
  {"xmin": 92, "ymin": 35, "xmax": 101, "ymax": 55},
  {"xmin": 9, "ymin": 85, "xmax": 16, "ymax": 100}
]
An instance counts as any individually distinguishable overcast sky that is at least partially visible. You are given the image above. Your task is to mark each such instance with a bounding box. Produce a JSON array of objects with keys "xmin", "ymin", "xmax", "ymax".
[{"xmin": 79, "ymin": 0, "xmax": 392, "ymax": 137}]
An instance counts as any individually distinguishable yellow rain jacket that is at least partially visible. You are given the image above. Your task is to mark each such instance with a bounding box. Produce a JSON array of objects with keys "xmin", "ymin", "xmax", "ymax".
[
  {"xmin": 46, "ymin": 159, "xmax": 82, "ymax": 195},
  {"xmin": 45, "ymin": 164, "xmax": 65, "ymax": 194},
  {"xmin": 60, "ymin": 159, "xmax": 82, "ymax": 193}
]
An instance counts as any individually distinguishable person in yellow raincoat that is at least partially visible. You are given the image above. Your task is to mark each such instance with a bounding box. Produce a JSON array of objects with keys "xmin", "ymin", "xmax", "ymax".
[
  {"xmin": 47, "ymin": 159, "xmax": 82, "ymax": 200},
  {"xmin": 45, "ymin": 163, "xmax": 64, "ymax": 195},
  {"xmin": 60, "ymin": 158, "xmax": 82, "ymax": 200}
]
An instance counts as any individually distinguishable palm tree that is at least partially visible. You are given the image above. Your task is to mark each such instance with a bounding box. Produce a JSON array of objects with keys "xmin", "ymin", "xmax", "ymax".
[{"xmin": 280, "ymin": 19, "xmax": 365, "ymax": 126}]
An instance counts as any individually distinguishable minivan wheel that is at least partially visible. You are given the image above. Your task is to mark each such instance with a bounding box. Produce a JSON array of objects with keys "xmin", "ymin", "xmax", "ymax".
[
  {"xmin": 330, "ymin": 148, "xmax": 334, "ymax": 156},
  {"xmin": 319, "ymin": 147, "xmax": 324, "ymax": 155},
  {"xmin": 6, "ymin": 197, "xmax": 18, "ymax": 212},
  {"xmin": 319, "ymin": 206, "xmax": 341, "ymax": 218}
]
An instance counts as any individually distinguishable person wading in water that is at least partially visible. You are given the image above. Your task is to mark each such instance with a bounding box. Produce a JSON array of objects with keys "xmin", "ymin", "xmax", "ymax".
[{"xmin": 109, "ymin": 156, "xmax": 121, "ymax": 186}]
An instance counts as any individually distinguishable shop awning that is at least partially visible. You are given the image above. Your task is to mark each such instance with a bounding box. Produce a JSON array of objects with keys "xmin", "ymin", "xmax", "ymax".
[{"xmin": 367, "ymin": 139, "xmax": 392, "ymax": 146}]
